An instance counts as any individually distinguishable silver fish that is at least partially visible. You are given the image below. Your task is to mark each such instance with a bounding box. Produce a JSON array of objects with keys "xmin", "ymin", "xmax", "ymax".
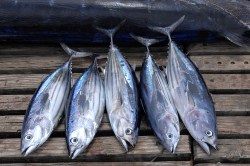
[
  {"xmin": 96, "ymin": 21, "xmax": 140, "ymax": 151},
  {"xmin": 21, "ymin": 43, "xmax": 90, "ymax": 156},
  {"xmin": 131, "ymin": 34, "xmax": 180, "ymax": 153},
  {"xmin": 149, "ymin": 16, "xmax": 218, "ymax": 154},
  {"xmin": 65, "ymin": 49, "xmax": 105, "ymax": 159}
]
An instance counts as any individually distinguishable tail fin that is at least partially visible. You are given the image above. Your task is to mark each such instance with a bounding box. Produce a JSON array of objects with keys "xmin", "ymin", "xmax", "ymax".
[
  {"xmin": 148, "ymin": 16, "xmax": 185, "ymax": 41},
  {"xmin": 223, "ymin": 31, "xmax": 250, "ymax": 47},
  {"xmin": 95, "ymin": 20, "xmax": 126, "ymax": 45},
  {"xmin": 130, "ymin": 33, "xmax": 161, "ymax": 52},
  {"xmin": 60, "ymin": 43, "xmax": 92, "ymax": 60}
]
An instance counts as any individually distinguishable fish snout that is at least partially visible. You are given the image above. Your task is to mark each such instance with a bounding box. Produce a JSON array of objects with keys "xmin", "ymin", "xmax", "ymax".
[
  {"xmin": 171, "ymin": 141, "xmax": 178, "ymax": 153},
  {"xmin": 164, "ymin": 143, "xmax": 177, "ymax": 154},
  {"xmin": 21, "ymin": 145, "xmax": 38, "ymax": 156},
  {"xmin": 68, "ymin": 144, "xmax": 84, "ymax": 159}
]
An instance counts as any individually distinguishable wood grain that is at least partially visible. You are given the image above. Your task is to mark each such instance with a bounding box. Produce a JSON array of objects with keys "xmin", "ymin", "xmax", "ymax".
[
  {"xmin": 0, "ymin": 136, "xmax": 190, "ymax": 162},
  {"xmin": 1, "ymin": 94, "xmax": 249, "ymax": 116},
  {"xmin": 213, "ymin": 94, "xmax": 250, "ymax": 115},
  {"xmin": 0, "ymin": 116, "xmax": 249, "ymax": 138},
  {"xmin": 188, "ymin": 41, "xmax": 250, "ymax": 55},
  {"xmin": 0, "ymin": 74, "xmax": 250, "ymax": 92},
  {"xmin": 194, "ymin": 139, "xmax": 250, "ymax": 163},
  {"xmin": 1, "ymin": 53, "xmax": 250, "ymax": 73}
]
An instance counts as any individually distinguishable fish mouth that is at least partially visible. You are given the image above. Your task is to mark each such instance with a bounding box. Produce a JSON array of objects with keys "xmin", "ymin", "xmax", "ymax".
[
  {"xmin": 69, "ymin": 146, "xmax": 85, "ymax": 159},
  {"xmin": 118, "ymin": 137, "xmax": 136, "ymax": 152},
  {"xmin": 21, "ymin": 145, "xmax": 38, "ymax": 156},
  {"xmin": 163, "ymin": 140, "xmax": 178, "ymax": 153},
  {"xmin": 199, "ymin": 139, "xmax": 217, "ymax": 155},
  {"xmin": 171, "ymin": 140, "xmax": 179, "ymax": 153}
]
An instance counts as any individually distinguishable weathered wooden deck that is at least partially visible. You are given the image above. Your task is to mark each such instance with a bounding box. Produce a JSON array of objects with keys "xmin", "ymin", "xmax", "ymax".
[{"xmin": 0, "ymin": 41, "xmax": 250, "ymax": 165}]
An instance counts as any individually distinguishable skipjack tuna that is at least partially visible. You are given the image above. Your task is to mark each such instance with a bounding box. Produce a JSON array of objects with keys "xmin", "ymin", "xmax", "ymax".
[
  {"xmin": 62, "ymin": 44, "xmax": 105, "ymax": 159},
  {"xmin": 0, "ymin": 0, "xmax": 249, "ymax": 46},
  {"xmin": 131, "ymin": 34, "xmax": 180, "ymax": 153},
  {"xmin": 21, "ymin": 43, "xmax": 91, "ymax": 156},
  {"xmin": 96, "ymin": 21, "xmax": 140, "ymax": 151},
  {"xmin": 150, "ymin": 16, "xmax": 218, "ymax": 154}
]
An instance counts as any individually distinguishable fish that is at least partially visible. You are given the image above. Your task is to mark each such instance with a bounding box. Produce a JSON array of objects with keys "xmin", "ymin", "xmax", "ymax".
[
  {"xmin": 149, "ymin": 16, "xmax": 218, "ymax": 154},
  {"xmin": 0, "ymin": 0, "xmax": 249, "ymax": 46},
  {"xmin": 131, "ymin": 34, "xmax": 180, "ymax": 153},
  {"xmin": 96, "ymin": 21, "xmax": 140, "ymax": 151},
  {"xmin": 20, "ymin": 43, "xmax": 91, "ymax": 156},
  {"xmin": 64, "ymin": 49, "xmax": 105, "ymax": 159}
]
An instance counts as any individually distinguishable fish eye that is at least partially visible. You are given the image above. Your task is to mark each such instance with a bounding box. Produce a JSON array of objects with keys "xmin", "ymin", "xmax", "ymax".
[
  {"xmin": 205, "ymin": 130, "xmax": 213, "ymax": 137},
  {"xmin": 125, "ymin": 128, "xmax": 133, "ymax": 135},
  {"xmin": 166, "ymin": 133, "xmax": 173, "ymax": 139},
  {"xmin": 70, "ymin": 137, "xmax": 78, "ymax": 144},
  {"xmin": 25, "ymin": 134, "xmax": 33, "ymax": 141}
]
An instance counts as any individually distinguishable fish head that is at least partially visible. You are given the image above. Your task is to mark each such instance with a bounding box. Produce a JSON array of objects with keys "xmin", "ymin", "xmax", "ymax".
[
  {"xmin": 21, "ymin": 116, "xmax": 52, "ymax": 156},
  {"xmin": 117, "ymin": 118, "xmax": 139, "ymax": 151},
  {"xmin": 158, "ymin": 115, "xmax": 180, "ymax": 153},
  {"xmin": 187, "ymin": 108, "xmax": 218, "ymax": 154},
  {"xmin": 67, "ymin": 127, "xmax": 86, "ymax": 159}
]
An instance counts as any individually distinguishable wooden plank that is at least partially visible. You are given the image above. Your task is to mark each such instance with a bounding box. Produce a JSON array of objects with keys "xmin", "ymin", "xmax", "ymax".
[
  {"xmin": 0, "ymin": 74, "xmax": 250, "ymax": 92},
  {"xmin": 0, "ymin": 95, "xmax": 31, "ymax": 114},
  {"xmin": 0, "ymin": 161, "xmax": 192, "ymax": 166},
  {"xmin": 1, "ymin": 54, "xmax": 250, "ymax": 73},
  {"xmin": 0, "ymin": 53, "xmax": 164, "ymax": 73},
  {"xmin": 217, "ymin": 117, "xmax": 250, "ymax": 138},
  {"xmin": 203, "ymin": 74, "xmax": 250, "ymax": 90},
  {"xmin": 213, "ymin": 94, "xmax": 250, "ymax": 116},
  {"xmin": 188, "ymin": 41, "xmax": 250, "ymax": 55},
  {"xmin": 190, "ymin": 55, "xmax": 250, "ymax": 72},
  {"xmin": 194, "ymin": 139, "xmax": 250, "ymax": 163},
  {"xmin": 0, "ymin": 114, "xmax": 152, "ymax": 137},
  {"xmin": 1, "ymin": 116, "xmax": 249, "ymax": 138},
  {"xmin": 0, "ymin": 136, "xmax": 191, "ymax": 162},
  {"xmin": 1, "ymin": 94, "xmax": 249, "ymax": 116}
]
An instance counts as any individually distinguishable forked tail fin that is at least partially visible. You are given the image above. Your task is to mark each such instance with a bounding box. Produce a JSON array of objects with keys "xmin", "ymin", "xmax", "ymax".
[
  {"xmin": 60, "ymin": 43, "xmax": 92, "ymax": 60},
  {"xmin": 148, "ymin": 16, "xmax": 185, "ymax": 41},
  {"xmin": 95, "ymin": 20, "xmax": 126, "ymax": 45},
  {"xmin": 130, "ymin": 33, "xmax": 161, "ymax": 52}
]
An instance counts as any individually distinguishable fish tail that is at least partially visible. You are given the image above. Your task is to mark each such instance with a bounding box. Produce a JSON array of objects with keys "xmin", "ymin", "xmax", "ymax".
[
  {"xmin": 130, "ymin": 33, "xmax": 161, "ymax": 52},
  {"xmin": 95, "ymin": 20, "xmax": 126, "ymax": 45},
  {"xmin": 148, "ymin": 16, "xmax": 185, "ymax": 41},
  {"xmin": 222, "ymin": 31, "xmax": 250, "ymax": 47},
  {"xmin": 60, "ymin": 43, "xmax": 92, "ymax": 60}
]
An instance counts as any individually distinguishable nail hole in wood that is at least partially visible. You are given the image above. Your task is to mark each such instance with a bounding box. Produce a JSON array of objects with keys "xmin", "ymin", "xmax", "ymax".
[
  {"xmin": 231, "ymin": 62, "xmax": 235, "ymax": 64},
  {"xmin": 217, "ymin": 62, "xmax": 222, "ymax": 64},
  {"xmin": 244, "ymin": 61, "xmax": 249, "ymax": 64}
]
